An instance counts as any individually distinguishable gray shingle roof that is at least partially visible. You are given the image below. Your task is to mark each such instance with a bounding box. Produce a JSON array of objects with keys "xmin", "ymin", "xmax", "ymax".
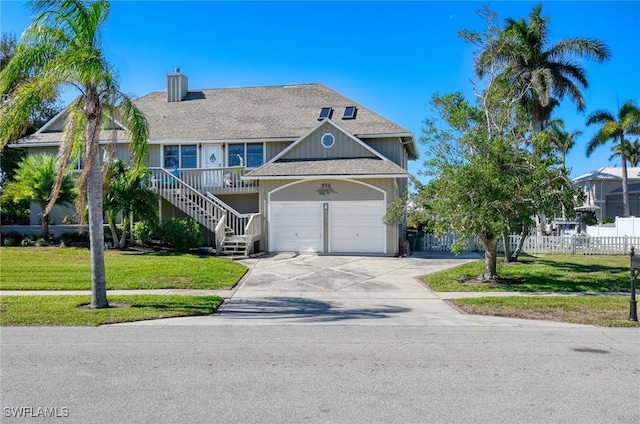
[
  {"xmin": 11, "ymin": 82, "xmax": 417, "ymax": 158},
  {"xmin": 135, "ymin": 83, "xmax": 411, "ymax": 141},
  {"xmin": 243, "ymin": 158, "xmax": 408, "ymax": 179}
]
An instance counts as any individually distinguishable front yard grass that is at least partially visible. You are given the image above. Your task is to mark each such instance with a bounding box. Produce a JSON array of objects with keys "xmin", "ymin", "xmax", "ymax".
[
  {"xmin": 450, "ymin": 296, "xmax": 639, "ymax": 328},
  {"xmin": 421, "ymin": 254, "xmax": 629, "ymax": 292},
  {"xmin": 422, "ymin": 254, "xmax": 638, "ymax": 327},
  {"xmin": 0, "ymin": 247, "xmax": 247, "ymax": 290},
  {"xmin": 0, "ymin": 295, "xmax": 223, "ymax": 326}
]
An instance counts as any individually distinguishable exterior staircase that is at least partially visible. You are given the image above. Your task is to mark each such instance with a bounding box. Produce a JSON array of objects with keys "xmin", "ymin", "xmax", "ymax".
[{"xmin": 150, "ymin": 168, "xmax": 261, "ymax": 256}]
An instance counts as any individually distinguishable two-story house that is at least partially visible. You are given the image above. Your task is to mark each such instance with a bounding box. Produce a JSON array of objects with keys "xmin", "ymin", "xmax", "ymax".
[
  {"xmin": 10, "ymin": 69, "xmax": 418, "ymax": 255},
  {"xmin": 573, "ymin": 167, "xmax": 640, "ymax": 220}
]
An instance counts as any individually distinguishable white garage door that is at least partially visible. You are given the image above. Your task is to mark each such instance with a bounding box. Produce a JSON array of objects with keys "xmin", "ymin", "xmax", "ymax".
[
  {"xmin": 269, "ymin": 202, "xmax": 323, "ymax": 252},
  {"xmin": 330, "ymin": 202, "xmax": 386, "ymax": 253}
]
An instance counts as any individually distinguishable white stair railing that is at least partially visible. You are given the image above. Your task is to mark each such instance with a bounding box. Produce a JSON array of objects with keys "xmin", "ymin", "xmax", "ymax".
[{"xmin": 150, "ymin": 168, "xmax": 224, "ymax": 232}]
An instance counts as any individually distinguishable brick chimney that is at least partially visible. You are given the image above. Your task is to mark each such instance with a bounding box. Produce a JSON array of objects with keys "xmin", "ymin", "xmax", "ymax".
[{"xmin": 167, "ymin": 68, "xmax": 188, "ymax": 102}]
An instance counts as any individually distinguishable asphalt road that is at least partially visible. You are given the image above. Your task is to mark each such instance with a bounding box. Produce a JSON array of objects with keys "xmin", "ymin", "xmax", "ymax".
[{"xmin": 1, "ymin": 325, "xmax": 638, "ymax": 424}]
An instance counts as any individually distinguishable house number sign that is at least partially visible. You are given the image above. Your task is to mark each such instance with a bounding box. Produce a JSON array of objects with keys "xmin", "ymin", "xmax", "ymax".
[{"xmin": 316, "ymin": 183, "xmax": 337, "ymax": 196}]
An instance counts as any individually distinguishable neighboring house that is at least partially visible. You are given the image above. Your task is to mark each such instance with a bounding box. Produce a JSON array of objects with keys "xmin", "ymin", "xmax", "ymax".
[
  {"xmin": 573, "ymin": 167, "xmax": 640, "ymax": 220},
  {"xmin": 10, "ymin": 69, "xmax": 418, "ymax": 255}
]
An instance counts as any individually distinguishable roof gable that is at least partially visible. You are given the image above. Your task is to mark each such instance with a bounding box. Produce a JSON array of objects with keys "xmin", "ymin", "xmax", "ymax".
[{"xmin": 271, "ymin": 119, "xmax": 388, "ymax": 163}]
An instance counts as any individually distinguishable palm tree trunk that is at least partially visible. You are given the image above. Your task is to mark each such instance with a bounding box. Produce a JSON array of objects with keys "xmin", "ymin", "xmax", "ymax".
[
  {"xmin": 41, "ymin": 210, "xmax": 50, "ymax": 239},
  {"xmin": 621, "ymin": 153, "xmax": 630, "ymax": 217},
  {"xmin": 118, "ymin": 217, "xmax": 128, "ymax": 249},
  {"xmin": 108, "ymin": 214, "xmax": 119, "ymax": 248},
  {"xmin": 85, "ymin": 89, "xmax": 108, "ymax": 309}
]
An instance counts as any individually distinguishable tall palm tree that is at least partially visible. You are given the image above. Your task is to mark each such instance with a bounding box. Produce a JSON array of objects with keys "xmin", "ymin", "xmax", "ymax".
[
  {"xmin": 477, "ymin": 4, "xmax": 611, "ymax": 132},
  {"xmin": 0, "ymin": 1, "xmax": 149, "ymax": 308},
  {"xmin": 586, "ymin": 100, "xmax": 640, "ymax": 217},
  {"xmin": 547, "ymin": 119, "xmax": 582, "ymax": 171},
  {"xmin": 2, "ymin": 154, "xmax": 75, "ymax": 238},
  {"xmin": 609, "ymin": 139, "xmax": 640, "ymax": 167}
]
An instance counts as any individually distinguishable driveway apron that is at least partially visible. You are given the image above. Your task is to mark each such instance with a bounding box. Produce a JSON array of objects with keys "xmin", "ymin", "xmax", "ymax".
[{"xmin": 118, "ymin": 252, "xmax": 585, "ymax": 327}]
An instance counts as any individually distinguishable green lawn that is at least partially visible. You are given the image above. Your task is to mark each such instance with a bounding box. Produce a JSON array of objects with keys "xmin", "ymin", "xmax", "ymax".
[
  {"xmin": 0, "ymin": 295, "xmax": 223, "ymax": 326},
  {"xmin": 0, "ymin": 247, "xmax": 247, "ymax": 290},
  {"xmin": 451, "ymin": 296, "xmax": 639, "ymax": 328},
  {"xmin": 422, "ymin": 254, "xmax": 630, "ymax": 292}
]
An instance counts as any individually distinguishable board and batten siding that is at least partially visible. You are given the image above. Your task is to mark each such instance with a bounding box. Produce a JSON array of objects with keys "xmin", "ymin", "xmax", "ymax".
[
  {"xmin": 259, "ymin": 177, "xmax": 401, "ymax": 254},
  {"xmin": 148, "ymin": 145, "xmax": 162, "ymax": 167},
  {"xmin": 280, "ymin": 122, "xmax": 377, "ymax": 161},
  {"xmin": 362, "ymin": 137, "xmax": 405, "ymax": 167},
  {"xmin": 266, "ymin": 141, "xmax": 293, "ymax": 162}
]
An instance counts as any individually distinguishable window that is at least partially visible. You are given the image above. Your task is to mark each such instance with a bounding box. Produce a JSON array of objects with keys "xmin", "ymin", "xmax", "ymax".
[
  {"xmin": 163, "ymin": 145, "xmax": 197, "ymax": 169},
  {"xmin": 321, "ymin": 133, "xmax": 335, "ymax": 148},
  {"xmin": 342, "ymin": 106, "xmax": 357, "ymax": 119},
  {"xmin": 318, "ymin": 107, "xmax": 333, "ymax": 120},
  {"xmin": 227, "ymin": 143, "xmax": 264, "ymax": 168}
]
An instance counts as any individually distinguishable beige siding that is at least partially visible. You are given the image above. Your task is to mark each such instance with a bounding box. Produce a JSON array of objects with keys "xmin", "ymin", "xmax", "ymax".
[
  {"xmin": 25, "ymin": 147, "xmax": 58, "ymax": 156},
  {"xmin": 266, "ymin": 141, "xmax": 292, "ymax": 161},
  {"xmin": 362, "ymin": 137, "xmax": 404, "ymax": 166},
  {"xmin": 148, "ymin": 145, "xmax": 162, "ymax": 167},
  {"xmin": 281, "ymin": 122, "xmax": 376, "ymax": 161},
  {"xmin": 217, "ymin": 193, "xmax": 259, "ymax": 214}
]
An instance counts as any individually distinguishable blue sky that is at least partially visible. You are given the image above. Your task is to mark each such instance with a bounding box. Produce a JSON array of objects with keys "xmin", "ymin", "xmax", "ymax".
[{"xmin": 2, "ymin": 1, "xmax": 639, "ymax": 181}]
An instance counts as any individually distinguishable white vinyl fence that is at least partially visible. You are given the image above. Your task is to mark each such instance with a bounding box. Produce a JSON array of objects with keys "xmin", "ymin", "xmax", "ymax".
[{"xmin": 417, "ymin": 233, "xmax": 639, "ymax": 255}]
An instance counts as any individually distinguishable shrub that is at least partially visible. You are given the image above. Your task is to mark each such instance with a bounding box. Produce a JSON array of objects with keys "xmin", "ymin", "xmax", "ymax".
[
  {"xmin": 160, "ymin": 217, "xmax": 203, "ymax": 252},
  {"xmin": 20, "ymin": 237, "xmax": 33, "ymax": 246},
  {"xmin": 36, "ymin": 237, "xmax": 47, "ymax": 247},
  {"xmin": 1, "ymin": 231, "xmax": 23, "ymax": 245},
  {"xmin": 132, "ymin": 220, "xmax": 158, "ymax": 245},
  {"xmin": 3, "ymin": 237, "xmax": 16, "ymax": 246}
]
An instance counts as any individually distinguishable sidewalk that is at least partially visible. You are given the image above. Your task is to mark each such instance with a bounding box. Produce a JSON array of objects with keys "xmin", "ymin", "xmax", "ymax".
[
  {"xmin": 0, "ymin": 289, "xmax": 628, "ymax": 299},
  {"xmin": 0, "ymin": 289, "xmax": 235, "ymax": 299}
]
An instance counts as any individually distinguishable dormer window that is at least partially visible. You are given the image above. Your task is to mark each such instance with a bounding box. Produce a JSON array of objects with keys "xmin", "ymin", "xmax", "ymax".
[
  {"xmin": 318, "ymin": 107, "xmax": 333, "ymax": 120},
  {"xmin": 342, "ymin": 106, "xmax": 357, "ymax": 119}
]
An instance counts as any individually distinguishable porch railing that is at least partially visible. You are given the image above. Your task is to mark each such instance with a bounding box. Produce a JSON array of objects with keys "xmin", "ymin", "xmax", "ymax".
[
  {"xmin": 206, "ymin": 193, "xmax": 260, "ymax": 239},
  {"xmin": 172, "ymin": 167, "xmax": 258, "ymax": 194}
]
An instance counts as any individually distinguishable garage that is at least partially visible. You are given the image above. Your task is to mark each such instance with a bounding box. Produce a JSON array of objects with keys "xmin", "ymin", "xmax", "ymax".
[
  {"xmin": 269, "ymin": 200, "xmax": 386, "ymax": 254},
  {"xmin": 269, "ymin": 202, "xmax": 323, "ymax": 253},
  {"xmin": 330, "ymin": 201, "xmax": 386, "ymax": 253}
]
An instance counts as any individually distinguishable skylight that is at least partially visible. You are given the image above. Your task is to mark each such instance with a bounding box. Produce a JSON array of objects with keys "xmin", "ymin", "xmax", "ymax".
[
  {"xmin": 318, "ymin": 107, "xmax": 333, "ymax": 120},
  {"xmin": 342, "ymin": 106, "xmax": 357, "ymax": 119}
]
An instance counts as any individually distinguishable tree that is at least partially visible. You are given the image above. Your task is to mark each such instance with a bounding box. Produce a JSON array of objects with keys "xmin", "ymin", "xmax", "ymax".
[
  {"xmin": 0, "ymin": 32, "xmax": 62, "ymax": 187},
  {"xmin": 586, "ymin": 100, "xmax": 640, "ymax": 217},
  {"xmin": 2, "ymin": 154, "xmax": 75, "ymax": 238},
  {"xmin": 0, "ymin": 1, "xmax": 149, "ymax": 308},
  {"xmin": 1, "ymin": 32, "xmax": 63, "ymax": 224},
  {"xmin": 546, "ymin": 119, "xmax": 582, "ymax": 172},
  {"xmin": 420, "ymin": 92, "xmax": 574, "ymax": 279},
  {"xmin": 609, "ymin": 139, "xmax": 640, "ymax": 167},
  {"xmin": 544, "ymin": 119, "xmax": 582, "ymax": 220},
  {"xmin": 475, "ymin": 4, "xmax": 610, "ymax": 132},
  {"xmin": 104, "ymin": 160, "xmax": 157, "ymax": 249}
]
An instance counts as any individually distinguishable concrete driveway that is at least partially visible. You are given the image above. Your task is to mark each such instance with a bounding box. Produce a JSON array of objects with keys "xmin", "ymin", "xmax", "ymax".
[{"xmin": 120, "ymin": 252, "xmax": 584, "ymax": 327}]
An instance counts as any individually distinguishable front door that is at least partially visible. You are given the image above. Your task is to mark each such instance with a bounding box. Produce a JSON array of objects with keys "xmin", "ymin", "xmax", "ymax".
[{"xmin": 203, "ymin": 144, "xmax": 223, "ymax": 187}]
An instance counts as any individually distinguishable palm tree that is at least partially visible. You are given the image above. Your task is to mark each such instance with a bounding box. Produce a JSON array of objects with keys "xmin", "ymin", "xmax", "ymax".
[
  {"xmin": 547, "ymin": 119, "xmax": 582, "ymax": 171},
  {"xmin": 477, "ymin": 4, "xmax": 610, "ymax": 132},
  {"xmin": 105, "ymin": 160, "xmax": 157, "ymax": 249},
  {"xmin": 586, "ymin": 100, "xmax": 640, "ymax": 217},
  {"xmin": 2, "ymin": 154, "xmax": 75, "ymax": 238},
  {"xmin": 609, "ymin": 139, "xmax": 640, "ymax": 167},
  {"xmin": 0, "ymin": 1, "xmax": 149, "ymax": 308}
]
